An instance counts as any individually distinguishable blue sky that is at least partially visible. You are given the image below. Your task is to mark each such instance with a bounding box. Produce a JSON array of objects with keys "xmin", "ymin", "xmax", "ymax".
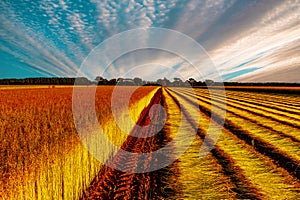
[{"xmin": 0, "ymin": 0, "xmax": 299, "ymax": 82}]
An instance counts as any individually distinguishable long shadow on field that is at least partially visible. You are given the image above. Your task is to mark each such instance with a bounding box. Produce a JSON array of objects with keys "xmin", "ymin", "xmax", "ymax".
[{"xmin": 81, "ymin": 88, "xmax": 183, "ymax": 199}]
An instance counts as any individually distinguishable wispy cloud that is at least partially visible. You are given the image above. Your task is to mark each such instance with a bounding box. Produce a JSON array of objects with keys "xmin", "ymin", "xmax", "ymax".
[
  {"xmin": 0, "ymin": 0, "xmax": 299, "ymax": 81},
  {"xmin": 206, "ymin": 1, "xmax": 300, "ymax": 82}
]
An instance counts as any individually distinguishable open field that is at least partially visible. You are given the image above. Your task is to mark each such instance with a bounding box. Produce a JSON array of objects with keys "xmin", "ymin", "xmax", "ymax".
[
  {"xmin": 0, "ymin": 86, "xmax": 158, "ymax": 199},
  {"xmin": 0, "ymin": 85, "xmax": 75, "ymax": 90},
  {"xmin": 168, "ymin": 87, "xmax": 300, "ymax": 199},
  {"xmin": 203, "ymin": 86, "xmax": 300, "ymax": 94},
  {"xmin": 1, "ymin": 86, "xmax": 300, "ymax": 199}
]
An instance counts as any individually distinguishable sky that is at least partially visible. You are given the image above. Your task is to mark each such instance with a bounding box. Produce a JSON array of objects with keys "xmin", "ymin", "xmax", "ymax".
[{"xmin": 0, "ymin": 0, "xmax": 299, "ymax": 82}]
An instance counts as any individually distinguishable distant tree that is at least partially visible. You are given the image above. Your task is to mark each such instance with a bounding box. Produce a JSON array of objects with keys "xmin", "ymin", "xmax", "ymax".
[
  {"xmin": 163, "ymin": 77, "xmax": 171, "ymax": 86},
  {"xmin": 184, "ymin": 80, "xmax": 190, "ymax": 87},
  {"xmin": 76, "ymin": 77, "xmax": 90, "ymax": 85},
  {"xmin": 95, "ymin": 76, "xmax": 108, "ymax": 85},
  {"xmin": 142, "ymin": 80, "xmax": 147, "ymax": 85},
  {"xmin": 188, "ymin": 78, "xmax": 196, "ymax": 87},
  {"xmin": 133, "ymin": 77, "xmax": 143, "ymax": 86},
  {"xmin": 95, "ymin": 76, "xmax": 104, "ymax": 82},
  {"xmin": 108, "ymin": 78, "xmax": 117, "ymax": 85},
  {"xmin": 205, "ymin": 79, "xmax": 214, "ymax": 86},
  {"xmin": 173, "ymin": 77, "xmax": 183, "ymax": 87},
  {"xmin": 117, "ymin": 78, "xmax": 124, "ymax": 85},
  {"xmin": 196, "ymin": 81, "xmax": 205, "ymax": 86},
  {"xmin": 123, "ymin": 78, "xmax": 134, "ymax": 86},
  {"xmin": 156, "ymin": 77, "xmax": 171, "ymax": 86},
  {"xmin": 156, "ymin": 78, "xmax": 163, "ymax": 86}
]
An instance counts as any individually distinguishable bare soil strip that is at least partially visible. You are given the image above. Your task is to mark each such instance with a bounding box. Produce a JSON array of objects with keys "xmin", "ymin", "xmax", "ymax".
[
  {"xmin": 82, "ymin": 87, "xmax": 249, "ymax": 199},
  {"xmin": 81, "ymin": 88, "xmax": 180, "ymax": 199},
  {"xmin": 81, "ymin": 87, "xmax": 300, "ymax": 199}
]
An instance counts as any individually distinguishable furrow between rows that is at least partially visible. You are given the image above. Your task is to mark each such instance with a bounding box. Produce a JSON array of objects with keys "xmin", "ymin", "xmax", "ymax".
[
  {"xmin": 179, "ymin": 89, "xmax": 300, "ymax": 145},
  {"xmin": 169, "ymin": 88, "xmax": 300, "ymax": 198},
  {"xmin": 171, "ymin": 89, "xmax": 300, "ymax": 180},
  {"xmin": 195, "ymin": 89, "xmax": 300, "ymax": 118},
  {"xmin": 179, "ymin": 88, "xmax": 300, "ymax": 138},
  {"xmin": 165, "ymin": 88, "xmax": 264, "ymax": 199},
  {"xmin": 224, "ymin": 90, "xmax": 300, "ymax": 109},
  {"xmin": 180, "ymin": 89, "xmax": 300, "ymax": 129},
  {"xmin": 81, "ymin": 88, "xmax": 166, "ymax": 199},
  {"xmin": 224, "ymin": 90, "xmax": 300, "ymax": 114}
]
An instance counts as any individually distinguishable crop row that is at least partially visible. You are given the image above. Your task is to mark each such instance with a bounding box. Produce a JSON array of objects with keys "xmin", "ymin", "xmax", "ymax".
[
  {"xmin": 167, "ymin": 88, "xmax": 300, "ymax": 199},
  {"xmin": 0, "ymin": 86, "xmax": 157, "ymax": 200}
]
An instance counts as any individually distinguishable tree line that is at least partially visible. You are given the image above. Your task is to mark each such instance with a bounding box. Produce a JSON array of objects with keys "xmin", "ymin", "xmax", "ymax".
[{"xmin": 0, "ymin": 77, "xmax": 299, "ymax": 87}]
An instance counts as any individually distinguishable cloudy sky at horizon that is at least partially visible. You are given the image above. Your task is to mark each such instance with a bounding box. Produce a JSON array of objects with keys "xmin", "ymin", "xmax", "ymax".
[{"xmin": 0, "ymin": 0, "xmax": 299, "ymax": 82}]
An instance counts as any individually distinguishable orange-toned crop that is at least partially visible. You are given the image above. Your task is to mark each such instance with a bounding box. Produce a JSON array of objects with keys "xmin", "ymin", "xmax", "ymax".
[
  {"xmin": 0, "ymin": 86, "xmax": 158, "ymax": 200},
  {"xmin": 1, "ymin": 86, "xmax": 300, "ymax": 199}
]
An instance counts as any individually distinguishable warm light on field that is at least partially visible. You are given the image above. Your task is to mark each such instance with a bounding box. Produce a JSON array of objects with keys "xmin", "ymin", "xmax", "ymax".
[
  {"xmin": 0, "ymin": 86, "xmax": 157, "ymax": 200},
  {"xmin": 1, "ymin": 86, "xmax": 300, "ymax": 199}
]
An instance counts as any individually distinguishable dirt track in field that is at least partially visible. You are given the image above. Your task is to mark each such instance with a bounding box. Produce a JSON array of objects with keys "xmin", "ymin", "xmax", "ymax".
[
  {"xmin": 81, "ymin": 87, "xmax": 300, "ymax": 199},
  {"xmin": 81, "ymin": 88, "xmax": 181, "ymax": 199}
]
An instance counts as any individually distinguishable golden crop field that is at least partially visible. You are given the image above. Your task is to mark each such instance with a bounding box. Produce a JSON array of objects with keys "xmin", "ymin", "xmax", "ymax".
[
  {"xmin": 0, "ymin": 86, "xmax": 158, "ymax": 200},
  {"xmin": 1, "ymin": 86, "xmax": 300, "ymax": 199},
  {"xmin": 167, "ymin": 87, "xmax": 300, "ymax": 199}
]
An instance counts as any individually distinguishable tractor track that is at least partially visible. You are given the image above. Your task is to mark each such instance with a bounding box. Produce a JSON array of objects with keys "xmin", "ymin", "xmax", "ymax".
[
  {"xmin": 81, "ymin": 88, "xmax": 179, "ymax": 199},
  {"xmin": 81, "ymin": 87, "xmax": 300, "ymax": 199}
]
